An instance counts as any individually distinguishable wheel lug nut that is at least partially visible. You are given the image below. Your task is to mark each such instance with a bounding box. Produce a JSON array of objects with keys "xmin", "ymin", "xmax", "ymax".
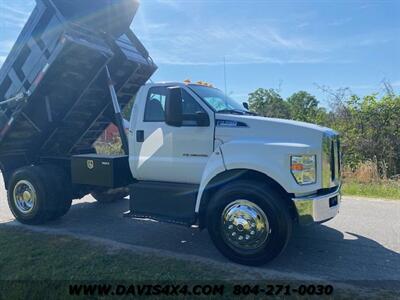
[
  {"xmin": 232, "ymin": 232, "xmax": 236, "ymax": 237},
  {"xmin": 228, "ymin": 225, "xmax": 233, "ymax": 230},
  {"xmin": 245, "ymin": 235, "xmax": 250, "ymax": 240},
  {"xmin": 238, "ymin": 236, "xmax": 244, "ymax": 241},
  {"xmin": 250, "ymin": 231, "xmax": 255, "ymax": 235}
]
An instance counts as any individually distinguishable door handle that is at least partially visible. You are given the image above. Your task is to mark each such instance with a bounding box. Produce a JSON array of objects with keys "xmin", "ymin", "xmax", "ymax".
[{"xmin": 136, "ymin": 130, "xmax": 144, "ymax": 143}]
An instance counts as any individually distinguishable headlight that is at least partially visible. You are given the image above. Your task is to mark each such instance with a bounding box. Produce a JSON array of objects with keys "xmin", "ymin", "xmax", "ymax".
[{"xmin": 291, "ymin": 155, "xmax": 316, "ymax": 185}]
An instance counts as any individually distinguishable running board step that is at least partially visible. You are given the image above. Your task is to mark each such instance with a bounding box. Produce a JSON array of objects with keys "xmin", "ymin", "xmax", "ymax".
[
  {"xmin": 128, "ymin": 181, "xmax": 199, "ymax": 227},
  {"xmin": 123, "ymin": 211, "xmax": 194, "ymax": 227}
]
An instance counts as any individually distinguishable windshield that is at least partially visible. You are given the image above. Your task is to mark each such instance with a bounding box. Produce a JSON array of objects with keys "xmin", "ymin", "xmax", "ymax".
[{"xmin": 188, "ymin": 85, "xmax": 248, "ymax": 113}]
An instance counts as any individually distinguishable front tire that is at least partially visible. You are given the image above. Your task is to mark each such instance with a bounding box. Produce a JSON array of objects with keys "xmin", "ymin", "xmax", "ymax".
[{"xmin": 207, "ymin": 180, "xmax": 292, "ymax": 266}]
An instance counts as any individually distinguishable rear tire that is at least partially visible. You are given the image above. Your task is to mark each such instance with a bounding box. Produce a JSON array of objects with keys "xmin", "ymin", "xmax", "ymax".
[
  {"xmin": 45, "ymin": 165, "xmax": 73, "ymax": 220},
  {"xmin": 7, "ymin": 165, "xmax": 72, "ymax": 224},
  {"xmin": 206, "ymin": 180, "xmax": 292, "ymax": 266}
]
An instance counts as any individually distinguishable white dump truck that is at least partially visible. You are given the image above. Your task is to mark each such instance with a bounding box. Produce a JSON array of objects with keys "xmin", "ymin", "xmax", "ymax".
[{"xmin": 0, "ymin": 0, "xmax": 341, "ymax": 265}]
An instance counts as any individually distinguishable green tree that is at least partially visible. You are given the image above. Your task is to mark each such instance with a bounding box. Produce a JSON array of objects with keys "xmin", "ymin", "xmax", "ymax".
[
  {"xmin": 287, "ymin": 91, "xmax": 322, "ymax": 123},
  {"xmin": 248, "ymin": 88, "xmax": 290, "ymax": 119},
  {"xmin": 248, "ymin": 85, "xmax": 400, "ymax": 179},
  {"xmin": 329, "ymin": 92, "xmax": 400, "ymax": 177},
  {"xmin": 122, "ymin": 95, "xmax": 136, "ymax": 120}
]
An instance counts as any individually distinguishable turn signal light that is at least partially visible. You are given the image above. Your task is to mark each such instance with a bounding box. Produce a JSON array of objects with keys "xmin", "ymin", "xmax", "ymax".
[
  {"xmin": 290, "ymin": 155, "xmax": 317, "ymax": 185},
  {"xmin": 291, "ymin": 163, "xmax": 305, "ymax": 171}
]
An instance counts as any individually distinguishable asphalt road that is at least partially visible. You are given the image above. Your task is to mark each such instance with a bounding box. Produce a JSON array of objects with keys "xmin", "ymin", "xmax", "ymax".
[{"xmin": 1, "ymin": 179, "xmax": 399, "ymax": 286}]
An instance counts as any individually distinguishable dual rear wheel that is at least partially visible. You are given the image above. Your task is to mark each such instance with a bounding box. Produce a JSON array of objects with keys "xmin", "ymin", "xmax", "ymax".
[
  {"xmin": 7, "ymin": 165, "xmax": 72, "ymax": 225},
  {"xmin": 7, "ymin": 165, "xmax": 127, "ymax": 224}
]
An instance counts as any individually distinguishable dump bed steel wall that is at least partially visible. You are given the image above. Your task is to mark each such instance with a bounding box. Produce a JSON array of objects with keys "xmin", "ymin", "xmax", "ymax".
[{"xmin": 0, "ymin": 0, "xmax": 157, "ymax": 163}]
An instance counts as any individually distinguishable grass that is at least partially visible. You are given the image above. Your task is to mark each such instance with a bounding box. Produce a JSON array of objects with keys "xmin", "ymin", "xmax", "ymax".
[
  {"xmin": 0, "ymin": 226, "xmax": 397, "ymax": 299},
  {"xmin": 0, "ymin": 227, "xmax": 234, "ymax": 282},
  {"xmin": 342, "ymin": 180, "xmax": 400, "ymax": 200},
  {"xmin": 342, "ymin": 161, "xmax": 400, "ymax": 200},
  {"xmin": 0, "ymin": 226, "xmax": 233, "ymax": 299}
]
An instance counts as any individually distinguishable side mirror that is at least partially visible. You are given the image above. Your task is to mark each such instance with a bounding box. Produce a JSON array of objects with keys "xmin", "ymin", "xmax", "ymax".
[
  {"xmin": 195, "ymin": 111, "xmax": 210, "ymax": 127},
  {"xmin": 243, "ymin": 102, "xmax": 249, "ymax": 110},
  {"xmin": 165, "ymin": 87, "xmax": 183, "ymax": 127}
]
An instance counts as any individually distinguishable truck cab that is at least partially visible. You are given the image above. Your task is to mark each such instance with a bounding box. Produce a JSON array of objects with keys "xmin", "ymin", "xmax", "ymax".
[{"xmin": 125, "ymin": 82, "xmax": 341, "ymax": 265}]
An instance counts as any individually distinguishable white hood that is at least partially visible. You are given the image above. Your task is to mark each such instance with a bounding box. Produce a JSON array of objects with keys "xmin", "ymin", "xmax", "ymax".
[{"xmin": 215, "ymin": 114, "xmax": 337, "ymax": 147}]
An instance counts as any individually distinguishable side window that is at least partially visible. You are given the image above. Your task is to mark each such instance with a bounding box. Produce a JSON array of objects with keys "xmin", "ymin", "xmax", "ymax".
[
  {"xmin": 182, "ymin": 90, "xmax": 207, "ymax": 126},
  {"xmin": 144, "ymin": 87, "xmax": 209, "ymax": 126},
  {"xmin": 144, "ymin": 87, "xmax": 167, "ymax": 122}
]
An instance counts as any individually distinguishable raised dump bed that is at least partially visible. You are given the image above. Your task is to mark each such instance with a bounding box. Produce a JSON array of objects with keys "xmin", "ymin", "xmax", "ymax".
[{"xmin": 0, "ymin": 0, "xmax": 157, "ymax": 180}]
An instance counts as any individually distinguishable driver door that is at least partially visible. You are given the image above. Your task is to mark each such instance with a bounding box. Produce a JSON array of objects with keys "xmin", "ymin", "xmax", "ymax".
[{"xmin": 130, "ymin": 85, "xmax": 215, "ymax": 184}]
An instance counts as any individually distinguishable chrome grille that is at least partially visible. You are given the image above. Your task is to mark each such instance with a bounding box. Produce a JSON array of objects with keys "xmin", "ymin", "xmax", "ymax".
[{"xmin": 322, "ymin": 133, "xmax": 341, "ymax": 188}]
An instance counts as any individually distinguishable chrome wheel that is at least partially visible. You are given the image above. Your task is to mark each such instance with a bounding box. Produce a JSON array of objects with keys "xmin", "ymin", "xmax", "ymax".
[
  {"xmin": 13, "ymin": 180, "xmax": 37, "ymax": 214},
  {"xmin": 221, "ymin": 200, "xmax": 270, "ymax": 252}
]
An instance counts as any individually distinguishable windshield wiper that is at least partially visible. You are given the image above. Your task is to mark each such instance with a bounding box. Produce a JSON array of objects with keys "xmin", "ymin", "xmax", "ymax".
[
  {"xmin": 245, "ymin": 111, "xmax": 259, "ymax": 116},
  {"xmin": 217, "ymin": 109, "xmax": 246, "ymax": 115},
  {"xmin": 217, "ymin": 109, "xmax": 259, "ymax": 116}
]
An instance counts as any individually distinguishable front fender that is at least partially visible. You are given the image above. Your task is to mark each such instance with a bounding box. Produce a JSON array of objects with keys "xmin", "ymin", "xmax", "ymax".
[
  {"xmin": 195, "ymin": 139, "xmax": 322, "ymax": 214},
  {"xmin": 220, "ymin": 139, "xmax": 321, "ymax": 194},
  {"xmin": 195, "ymin": 149, "xmax": 226, "ymax": 212}
]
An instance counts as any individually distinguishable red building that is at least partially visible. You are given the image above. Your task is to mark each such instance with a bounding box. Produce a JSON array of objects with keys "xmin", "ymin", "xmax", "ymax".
[{"xmin": 98, "ymin": 124, "xmax": 120, "ymax": 143}]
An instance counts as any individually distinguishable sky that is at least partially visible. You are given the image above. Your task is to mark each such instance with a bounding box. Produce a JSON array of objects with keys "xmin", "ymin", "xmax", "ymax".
[{"xmin": 0, "ymin": 0, "xmax": 399, "ymax": 106}]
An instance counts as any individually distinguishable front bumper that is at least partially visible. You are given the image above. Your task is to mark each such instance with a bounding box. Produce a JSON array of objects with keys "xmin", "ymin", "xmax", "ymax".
[{"xmin": 292, "ymin": 186, "xmax": 341, "ymax": 225}]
